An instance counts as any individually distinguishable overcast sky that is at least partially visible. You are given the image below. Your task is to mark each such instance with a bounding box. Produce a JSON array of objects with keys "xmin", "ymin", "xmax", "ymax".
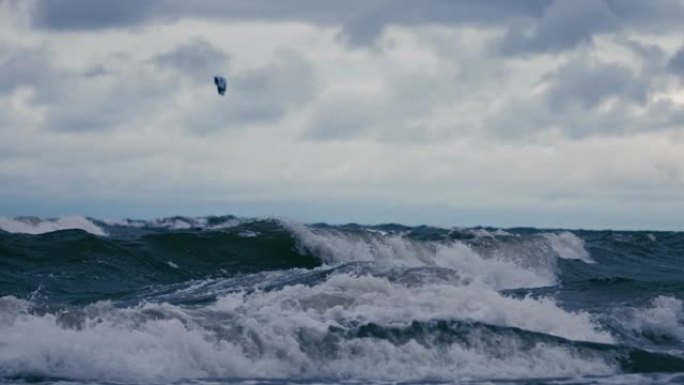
[{"xmin": 1, "ymin": 0, "xmax": 684, "ymax": 230}]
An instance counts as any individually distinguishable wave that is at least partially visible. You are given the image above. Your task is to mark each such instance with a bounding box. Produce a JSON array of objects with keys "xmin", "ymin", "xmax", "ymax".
[
  {"xmin": 604, "ymin": 296, "xmax": 684, "ymax": 347},
  {"xmin": 0, "ymin": 216, "xmax": 106, "ymax": 236},
  {"xmin": 2, "ymin": 215, "xmax": 684, "ymax": 383},
  {"xmin": 287, "ymin": 221, "xmax": 560, "ymax": 290},
  {"xmin": 3, "ymin": 281, "xmax": 684, "ymax": 384},
  {"xmin": 104, "ymin": 215, "xmax": 246, "ymax": 231},
  {"xmin": 0, "ymin": 216, "xmax": 603, "ymax": 303},
  {"xmin": 543, "ymin": 231, "xmax": 595, "ymax": 263},
  {"xmin": 0, "ymin": 221, "xmax": 319, "ymax": 304},
  {"xmin": 0, "ymin": 279, "xmax": 617, "ymax": 384},
  {"xmin": 0, "ymin": 215, "xmax": 253, "ymax": 236}
]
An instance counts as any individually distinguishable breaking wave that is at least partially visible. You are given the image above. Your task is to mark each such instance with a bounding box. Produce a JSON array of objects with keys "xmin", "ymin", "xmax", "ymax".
[{"xmin": 1, "ymin": 215, "xmax": 683, "ymax": 384}]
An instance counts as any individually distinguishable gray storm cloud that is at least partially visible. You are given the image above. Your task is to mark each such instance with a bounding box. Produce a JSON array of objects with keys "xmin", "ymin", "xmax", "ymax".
[
  {"xmin": 154, "ymin": 37, "xmax": 230, "ymax": 83},
  {"xmin": 0, "ymin": 44, "xmax": 55, "ymax": 94},
  {"xmin": 152, "ymin": 39, "xmax": 317, "ymax": 134},
  {"xmin": 24, "ymin": 0, "xmax": 684, "ymax": 52},
  {"xmin": 669, "ymin": 44, "xmax": 684, "ymax": 77},
  {"xmin": 1, "ymin": 0, "xmax": 684, "ymax": 229},
  {"xmin": 26, "ymin": 0, "xmax": 549, "ymax": 32},
  {"xmin": 499, "ymin": 0, "xmax": 617, "ymax": 55},
  {"xmin": 545, "ymin": 60, "xmax": 648, "ymax": 112},
  {"xmin": 0, "ymin": 42, "xmax": 174, "ymax": 132},
  {"xmin": 29, "ymin": 0, "xmax": 159, "ymax": 30}
]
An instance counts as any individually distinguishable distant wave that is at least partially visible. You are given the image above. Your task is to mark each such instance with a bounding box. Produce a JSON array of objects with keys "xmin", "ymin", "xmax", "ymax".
[
  {"xmin": 104, "ymin": 215, "xmax": 245, "ymax": 231},
  {"xmin": 0, "ymin": 216, "xmax": 106, "ymax": 236}
]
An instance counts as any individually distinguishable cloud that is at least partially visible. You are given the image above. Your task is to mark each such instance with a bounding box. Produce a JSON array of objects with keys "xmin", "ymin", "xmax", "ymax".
[
  {"xmin": 43, "ymin": 70, "xmax": 173, "ymax": 132},
  {"xmin": 0, "ymin": 41, "xmax": 174, "ymax": 132},
  {"xmin": 497, "ymin": 0, "xmax": 684, "ymax": 56},
  {"xmin": 335, "ymin": 0, "xmax": 550, "ymax": 47},
  {"xmin": 3, "ymin": 2, "xmax": 684, "ymax": 229},
  {"xmin": 304, "ymin": 94, "xmax": 380, "ymax": 140},
  {"xmin": 301, "ymin": 27, "xmax": 671, "ymax": 143},
  {"xmin": 614, "ymin": 38, "xmax": 667, "ymax": 73},
  {"xmin": 154, "ymin": 37, "xmax": 230, "ymax": 83},
  {"xmin": 544, "ymin": 59, "xmax": 648, "ymax": 112},
  {"xmin": 604, "ymin": 0, "xmax": 684, "ymax": 28},
  {"xmin": 167, "ymin": 49, "xmax": 317, "ymax": 134},
  {"xmin": 26, "ymin": 0, "xmax": 548, "ymax": 30},
  {"xmin": 302, "ymin": 74, "xmax": 451, "ymax": 143},
  {"xmin": 20, "ymin": 0, "xmax": 684, "ymax": 57},
  {"xmin": 669, "ymin": 44, "xmax": 684, "ymax": 77},
  {"xmin": 0, "ymin": 43, "xmax": 56, "ymax": 94},
  {"xmin": 484, "ymin": 55, "xmax": 684, "ymax": 139},
  {"xmin": 499, "ymin": 0, "xmax": 617, "ymax": 55},
  {"xmin": 1, "ymin": 32, "xmax": 315, "ymax": 135},
  {"xmin": 29, "ymin": 0, "xmax": 160, "ymax": 30},
  {"xmin": 25, "ymin": 0, "xmax": 551, "ymax": 49}
]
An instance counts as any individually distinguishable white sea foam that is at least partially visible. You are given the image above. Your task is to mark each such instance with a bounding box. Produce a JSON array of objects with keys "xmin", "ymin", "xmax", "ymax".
[
  {"xmin": 468, "ymin": 228, "xmax": 514, "ymax": 238},
  {"xmin": 286, "ymin": 222, "xmax": 558, "ymax": 290},
  {"xmin": 543, "ymin": 232, "xmax": 595, "ymax": 264},
  {"xmin": 0, "ymin": 216, "xmax": 107, "ymax": 236},
  {"xmin": 0, "ymin": 298, "xmax": 245, "ymax": 382},
  {"xmin": 0, "ymin": 279, "xmax": 616, "ymax": 383},
  {"xmin": 212, "ymin": 273, "xmax": 613, "ymax": 344},
  {"xmin": 619, "ymin": 296, "xmax": 684, "ymax": 342},
  {"xmin": 0, "ymin": 220, "xmax": 617, "ymax": 383}
]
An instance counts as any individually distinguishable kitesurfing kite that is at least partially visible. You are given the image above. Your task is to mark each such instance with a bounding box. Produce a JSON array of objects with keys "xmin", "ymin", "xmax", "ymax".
[{"xmin": 214, "ymin": 76, "xmax": 227, "ymax": 96}]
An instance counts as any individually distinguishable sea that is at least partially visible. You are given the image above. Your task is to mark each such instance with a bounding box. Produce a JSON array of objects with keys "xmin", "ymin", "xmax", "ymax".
[{"xmin": 1, "ymin": 215, "xmax": 684, "ymax": 385}]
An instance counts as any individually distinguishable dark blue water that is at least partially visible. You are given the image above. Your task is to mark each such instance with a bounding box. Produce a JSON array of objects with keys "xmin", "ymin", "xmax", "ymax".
[{"xmin": 1, "ymin": 215, "xmax": 684, "ymax": 385}]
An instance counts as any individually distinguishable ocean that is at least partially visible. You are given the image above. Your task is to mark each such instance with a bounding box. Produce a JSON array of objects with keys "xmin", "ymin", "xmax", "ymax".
[{"xmin": 1, "ymin": 215, "xmax": 684, "ymax": 385}]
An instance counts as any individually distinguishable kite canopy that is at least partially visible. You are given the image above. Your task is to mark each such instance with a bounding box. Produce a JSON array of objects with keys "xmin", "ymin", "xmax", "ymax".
[{"xmin": 214, "ymin": 76, "xmax": 227, "ymax": 95}]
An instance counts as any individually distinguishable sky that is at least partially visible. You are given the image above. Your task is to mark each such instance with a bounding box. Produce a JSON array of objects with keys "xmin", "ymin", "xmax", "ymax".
[{"xmin": 1, "ymin": 0, "xmax": 684, "ymax": 230}]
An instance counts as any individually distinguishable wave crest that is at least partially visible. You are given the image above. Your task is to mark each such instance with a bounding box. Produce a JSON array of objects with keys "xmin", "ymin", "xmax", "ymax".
[{"xmin": 0, "ymin": 216, "xmax": 106, "ymax": 236}]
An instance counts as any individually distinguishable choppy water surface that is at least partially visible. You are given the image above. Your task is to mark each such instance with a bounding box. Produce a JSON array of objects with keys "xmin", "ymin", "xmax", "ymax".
[{"xmin": 1, "ymin": 215, "xmax": 684, "ymax": 385}]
